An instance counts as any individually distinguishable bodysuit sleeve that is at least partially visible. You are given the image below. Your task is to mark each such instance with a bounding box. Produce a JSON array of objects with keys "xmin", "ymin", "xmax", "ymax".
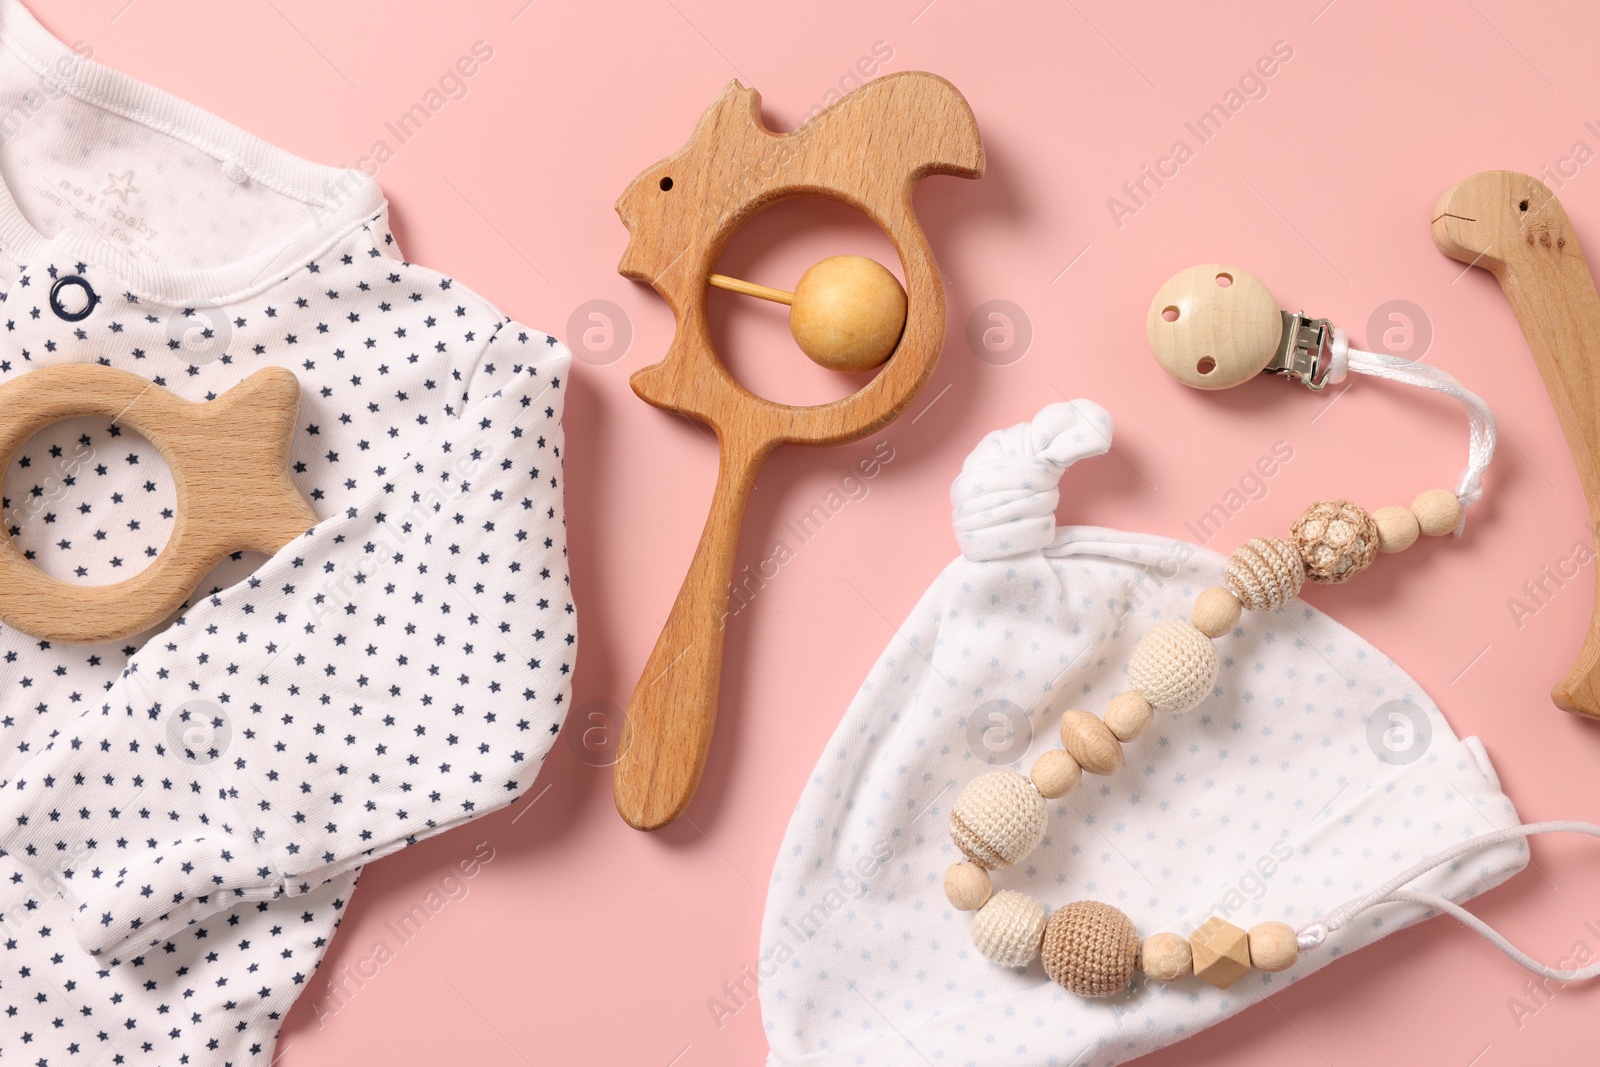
[{"xmin": 0, "ymin": 321, "xmax": 574, "ymax": 959}]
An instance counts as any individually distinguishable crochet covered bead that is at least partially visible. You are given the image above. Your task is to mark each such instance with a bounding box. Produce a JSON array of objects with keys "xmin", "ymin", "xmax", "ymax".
[
  {"xmin": 972, "ymin": 890, "xmax": 1047, "ymax": 967},
  {"xmin": 1225, "ymin": 536, "xmax": 1305, "ymax": 611},
  {"xmin": 1128, "ymin": 620, "xmax": 1217, "ymax": 714},
  {"xmin": 1289, "ymin": 499, "xmax": 1380, "ymax": 584},
  {"xmin": 949, "ymin": 770, "xmax": 1046, "ymax": 869},
  {"xmin": 1040, "ymin": 900, "xmax": 1140, "ymax": 997}
]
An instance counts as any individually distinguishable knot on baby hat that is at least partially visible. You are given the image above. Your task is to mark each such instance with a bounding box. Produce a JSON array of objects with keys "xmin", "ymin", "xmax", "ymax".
[{"xmin": 950, "ymin": 399, "xmax": 1113, "ymax": 561}]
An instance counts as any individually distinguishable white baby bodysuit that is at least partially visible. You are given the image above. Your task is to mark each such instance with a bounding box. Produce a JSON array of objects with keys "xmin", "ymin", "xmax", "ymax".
[{"xmin": 0, "ymin": 2, "xmax": 573, "ymax": 1064}]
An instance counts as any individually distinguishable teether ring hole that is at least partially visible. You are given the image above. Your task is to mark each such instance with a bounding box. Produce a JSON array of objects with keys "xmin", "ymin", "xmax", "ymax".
[
  {"xmin": 1215, "ymin": 272, "xmax": 1233, "ymax": 287},
  {"xmin": 1197, "ymin": 357, "xmax": 1216, "ymax": 375}
]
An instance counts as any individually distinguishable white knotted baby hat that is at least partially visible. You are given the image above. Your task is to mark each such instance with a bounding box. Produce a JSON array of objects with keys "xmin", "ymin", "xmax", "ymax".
[{"xmin": 758, "ymin": 400, "xmax": 1531, "ymax": 1067}]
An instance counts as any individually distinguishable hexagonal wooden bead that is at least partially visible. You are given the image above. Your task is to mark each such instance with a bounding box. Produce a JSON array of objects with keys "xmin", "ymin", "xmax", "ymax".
[
  {"xmin": 1140, "ymin": 932, "xmax": 1193, "ymax": 983},
  {"xmin": 1190, "ymin": 916, "xmax": 1251, "ymax": 989},
  {"xmin": 1103, "ymin": 691, "xmax": 1154, "ymax": 743},
  {"xmin": 1030, "ymin": 748, "xmax": 1082, "ymax": 799},
  {"xmin": 1412, "ymin": 488, "xmax": 1463, "ymax": 536},
  {"xmin": 1059, "ymin": 710, "xmax": 1122, "ymax": 775},
  {"xmin": 1248, "ymin": 921, "xmax": 1299, "ymax": 972},
  {"xmin": 1372, "ymin": 505, "xmax": 1420, "ymax": 553},
  {"xmin": 1191, "ymin": 586, "xmax": 1241, "ymax": 638}
]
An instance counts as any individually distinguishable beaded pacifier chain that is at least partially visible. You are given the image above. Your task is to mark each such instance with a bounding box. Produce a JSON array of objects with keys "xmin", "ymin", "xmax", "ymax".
[{"xmin": 942, "ymin": 263, "xmax": 1502, "ymax": 997}]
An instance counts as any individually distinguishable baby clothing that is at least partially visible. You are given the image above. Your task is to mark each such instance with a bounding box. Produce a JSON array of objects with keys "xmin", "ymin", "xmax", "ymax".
[
  {"xmin": 759, "ymin": 401, "xmax": 1527, "ymax": 1066},
  {"xmin": 0, "ymin": 2, "xmax": 572, "ymax": 1064}
]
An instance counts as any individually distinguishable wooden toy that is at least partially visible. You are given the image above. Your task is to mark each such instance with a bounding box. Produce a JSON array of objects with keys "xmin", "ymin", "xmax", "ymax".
[
  {"xmin": 611, "ymin": 72, "xmax": 985, "ymax": 831},
  {"xmin": 0, "ymin": 365, "xmax": 318, "ymax": 643},
  {"xmin": 1432, "ymin": 170, "xmax": 1600, "ymax": 721}
]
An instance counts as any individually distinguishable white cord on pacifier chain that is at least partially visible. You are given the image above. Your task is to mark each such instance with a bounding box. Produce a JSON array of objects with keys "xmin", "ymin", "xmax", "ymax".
[
  {"xmin": 1327, "ymin": 328, "xmax": 1497, "ymax": 534},
  {"xmin": 1298, "ymin": 821, "xmax": 1600, "ymax": 982}
]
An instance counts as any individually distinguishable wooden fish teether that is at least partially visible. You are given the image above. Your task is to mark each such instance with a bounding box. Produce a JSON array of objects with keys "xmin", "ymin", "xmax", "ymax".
[
  {"xmin": 1433, "ymin": 171, "xmax": 1600, "ymax": 720},
  {"xmin": 612, "ymin": 72, "xmax": 984, "ymax": 831},
  {"xmin": 0, "ymin": 365, "xmax": 318, "ymax": 643}
]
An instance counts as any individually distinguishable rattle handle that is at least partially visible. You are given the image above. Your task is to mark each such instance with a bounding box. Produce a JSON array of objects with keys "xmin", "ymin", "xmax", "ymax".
[{"xmin": 614, "ymin": 439, "xmax": 769, "ymax": 830}]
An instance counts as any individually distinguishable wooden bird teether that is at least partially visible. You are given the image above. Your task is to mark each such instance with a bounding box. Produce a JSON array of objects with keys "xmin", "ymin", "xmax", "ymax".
[
  {"xmin": 1433, "ymin": 170, "xmax": 1600, "ymax": 720},
  {"xmin": 0, "ymin": 365, "xmax": 318, "ymax": 643},
  {"xmin": 612, "ymin": 72, "xmax": 984, "ymax": 831}
]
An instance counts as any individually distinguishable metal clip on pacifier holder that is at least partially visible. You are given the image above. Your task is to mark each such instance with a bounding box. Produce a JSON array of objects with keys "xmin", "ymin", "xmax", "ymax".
[
  {"xmin": 1147, "ymin": 263, "xmax": 1336, "ymax": 391},
  {"xmin": 1144, "ymin": 260, "xmax": 1498, "ymax": 541}
]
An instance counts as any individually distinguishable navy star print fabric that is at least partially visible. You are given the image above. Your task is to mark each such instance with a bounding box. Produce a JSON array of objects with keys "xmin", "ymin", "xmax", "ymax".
[{"xmin": 0, "ymin": 2, "xmax": 575, "ymax": 1061}]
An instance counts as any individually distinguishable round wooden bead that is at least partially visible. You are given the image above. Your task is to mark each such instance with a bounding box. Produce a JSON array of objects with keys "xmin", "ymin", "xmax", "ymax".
[
  {"xmin": 944, "ymin": 861, "xmax": 993, "ymax": 911},
  {"xmin": 789, "ymin": 255, "xmax": 907, "ymax": 372},
  {"xmin": 1372, "ymin": 504, "xmax": 1420, "ymax": 553},
  {"xmin": 1030, "ymin": 748, "xmax": 1082, "ymax": 799},
  {"xmin": 949, "ymin": 770, "xmax": 1046, "ymax": 869},
  {"xmin": 1289, "ymin": 499, "xmax": 1380, "ymax": 584},
  {"xmin": 1059, "ymin": 710, "xmax": 1123, "ymax": 776},
  {"xmin": 1103, "ymin": 691, "xmax": 1154, "ymax": 743},
  {"xmin": 1412, "ymin": 488, "xmax": 1463, "ymax": 536},
  {"xmin": 1146, "ymin": 264, "xmax": 1282, "ymax": 390},
  {"xmin": 1191, "ymin": 585, "xmax": 1242, "ymax": 638},
  {"xmin": 972, "ymin": 890, "xmax": 1047, "ymax": 967},
  {"xmin": 1128, "ymin": 620, "xmax": 1218, "ymax": 713},
  {"xmin": 1140, "ymin": 932, "xmax": 1193, "ymax": 983},
  {"xmin": 1041, "ymin": 900, "xmax": 1141, "ymax": 997},
  {"xmin": 1225, "ymin": 536, "xmax": 1304, "ymax": 611},
  {"xmin": 1247, "ymin": 920, "xmax": 1300, "ymax": 972}
]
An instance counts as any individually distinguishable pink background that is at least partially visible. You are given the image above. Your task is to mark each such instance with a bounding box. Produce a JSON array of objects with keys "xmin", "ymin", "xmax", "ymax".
[{"xmin": 30, "ymin": 0, "xmax": 1600, "ymax": 1062}]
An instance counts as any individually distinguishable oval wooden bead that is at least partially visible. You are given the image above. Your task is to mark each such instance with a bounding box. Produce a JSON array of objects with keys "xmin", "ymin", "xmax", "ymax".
[
  {"xmin": 944, "ymin": 861, "xmax": 993, "ymax": 911},
  {"xmin": 1191, "ymin": 585, "xmax": 1241, "ymax": 638},
  {"xmin": 1140, "ymin": 932, "xmax": 1193, "ymax": 983},
  {"xmin": 1225, "ymin": 536, "xmax": 1304, "ymax": 611},
  {"xmin": 972, "ymin": 890, "xmax": 1047, "ymax": 967},
  {"xmin": 1248, "ymin": 920, "xmax": 1300, "ymax": 972},
  {"xmin": 1059, "ymin": 710, "xmax": 1123, "ymax": 776},
  {"xmin": 1372, "ymin": 504, "xmax": 1420, "ymax": 553},
  {"xmin": 1103, "ymin": 691, "xmax": 1154, "ymax": 743},
  {"xmin": 1030, "ymin": 748, "xmax": 1082, "ymax": 799},
  {"xmin": 1412, "ymin": 488, "xmax": 1463, "ymax": 536}
]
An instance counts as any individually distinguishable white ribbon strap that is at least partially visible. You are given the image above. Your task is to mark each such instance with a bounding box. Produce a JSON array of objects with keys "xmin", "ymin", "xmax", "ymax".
[
  {"xmin": 1297, "ymin": 821, "xmax": 1600, "ymax": 982},
  {"xmin": 1326, "ymin": 328, "xmax": 1498, "ymax": 534}
]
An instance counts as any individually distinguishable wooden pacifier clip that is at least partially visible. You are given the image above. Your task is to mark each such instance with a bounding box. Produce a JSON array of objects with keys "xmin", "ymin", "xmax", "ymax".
[
  {"xmin": 0, "ymin": 365, "xmax": 318, "ymax": 644},
  {"xmin": 939, "ymin": 264, "xmax": 1500, "ymax": 998}
]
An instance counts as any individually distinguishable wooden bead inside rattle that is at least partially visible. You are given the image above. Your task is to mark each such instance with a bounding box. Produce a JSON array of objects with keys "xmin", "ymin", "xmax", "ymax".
[
  {"xmin": 709, "ymin": 254, "xmax": 908, "ymax": 373},
  {"xmin": 1148, "ymin": 263, "xmax": 1334, "ymax": 391}
]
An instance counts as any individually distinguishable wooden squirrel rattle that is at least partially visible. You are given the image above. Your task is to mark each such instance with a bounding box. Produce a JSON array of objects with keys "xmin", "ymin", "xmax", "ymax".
[{"xmin": 612, "ymin": 72, "xmax": 984, "ymax": 831}]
